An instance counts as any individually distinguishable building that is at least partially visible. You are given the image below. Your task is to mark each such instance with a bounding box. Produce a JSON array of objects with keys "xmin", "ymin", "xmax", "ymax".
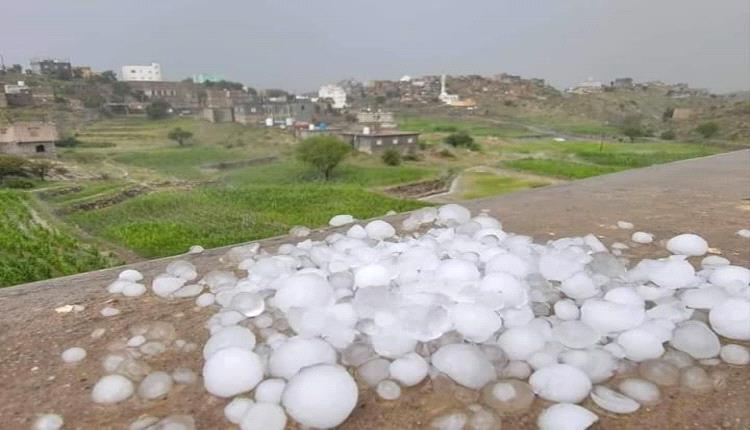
[
  {"xmin": 192, "ymin": 74, "xmax": 223, "ymax": 84},
  {"xmin": 30, "ymin": 58, "xmax": 72, "ymax": 79},
  {"xmin": 318, "ymin": 84, "xmax": 347, "ymax": 109},
  {"xmin": 200, "ymin": 108, "xmax": 234, "ymax": 123},
  {"xmin": 121, "ymin": 63, "xmax": 163, "ymax": 82},
  {"xmin": 3, "ymin": 81, "xmax": 33, "ymax": 107},
  {"xmin": 0, "ymin": 122, "xmax": 59, "ymax": 157},
  {"xmin": 125, "ymin": 81, "xmax": 201, "ymax": 111},
  {"xmin": 339, "ymin": 129, "xmax": 419, "ymax": 154},
  {"xmin": 356, "ymin": 110, "xmax": 396, "ymax": 128},
  {"xmin": 567, "ymin": 78, "xmax": 604, "ymax": 94},
  {"xmin": 612, "ymin": 78, "xmax": 634, "ymax": 89}
]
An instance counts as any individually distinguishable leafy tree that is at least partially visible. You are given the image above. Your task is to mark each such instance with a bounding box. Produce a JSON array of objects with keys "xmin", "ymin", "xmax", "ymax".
[
  {"xmin": 146, "ymin": 100, "xmax": 171, "ymax": 120},
  {"xmin": 9, "ymin": 64, "xmax": 23, "ymax": 73},
  {"xmin": 82, "ymin": 93, "xmax": 105, "ymax": 109},
  {"xmin": 204, "ymin": 80, "xmax": 244, "ymax": 91},
  {"xmin": 662, "ymin": 107, "xmax": 675, "ymax": 122},
  {"xmin": 0, "ymin": 156, "xmax": 28, "ymax": 180},
  {"xmin": 29, "ymin": 160, "xmax": 54, "ymax": 181},
  {"xmin": 265, "ymin": 89, "xmax": 288, "ymax": 98},
  {"xmin": 100, "ymin": 70, "xmax": 117, "ymax": 82},
  {"xmin": 112, "ymin": 82, "xmax": 132, "ymax": 97},
  {"xmin": 382, "ymin": 149, "xmax": 402, "ymax": 166},
  {"xmin": 445, "ymin": 131, "xmax": 479, "ymax": 150},
  {"xmin": 296, "ymin": 136, "xmax": 351, "ymax": 180},
  {"xmin": 620, "ymin": 116, "xmax": 644, "ymax": 142},
  {"xmin": 56, "ymin": 135, "xmax": 80, "ymax": 148},
  {"xmin": 167, "ymin": 127, "xmax": 193, "ymax": 146},
  {"xmin": 695, "ymin": 122, "xmax": 719, "ymax": 139}
]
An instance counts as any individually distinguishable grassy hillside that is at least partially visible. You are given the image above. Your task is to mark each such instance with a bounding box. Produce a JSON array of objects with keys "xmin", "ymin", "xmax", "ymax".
[{"xmin": 0, "ymin": 190, "xmax": 114, "ymax": 287}]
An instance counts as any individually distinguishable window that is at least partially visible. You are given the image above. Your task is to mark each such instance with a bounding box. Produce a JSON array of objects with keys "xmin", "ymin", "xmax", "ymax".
[
  {"xmin": 392, "ymin": 138, "xmax": 399, "ymax": 145},
  {"xmin": 376, "ymin": 139, "xmax": 383, "ymax": 146},
  {"xmin": 35, "ymin": 144, "xmax": 46, "ymax": 153},
  {"xmin": 407, "ymin": 138, "xmax": 414, "ymax": 143}
]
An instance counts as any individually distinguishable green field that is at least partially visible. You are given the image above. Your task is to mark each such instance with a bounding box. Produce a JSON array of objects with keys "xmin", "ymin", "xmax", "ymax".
[
  {"xmin": 457, "ymin": 172, "xmax": 548, "ymax": 200},
  {"xmin": 399, "ymin": 116, "xmax": 530, "ymax": 138},
  {"xmin": 498, "ymin": 139, "xmax": 722, "ymax": 179},
  {"xmin": 0, "ymin": 190, "xmax": 114, "ymax": 287}
]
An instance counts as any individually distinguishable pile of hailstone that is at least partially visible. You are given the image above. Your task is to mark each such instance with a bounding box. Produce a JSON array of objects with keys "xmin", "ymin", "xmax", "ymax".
[{"xmin": 100, "ymin": 204, "xmax": 748, "ymax": 430}]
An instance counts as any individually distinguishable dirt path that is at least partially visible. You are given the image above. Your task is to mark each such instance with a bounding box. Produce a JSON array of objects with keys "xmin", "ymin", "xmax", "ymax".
[{"xmin": 1, "ymin": 150, "xmax": 749, "ymax": 429}]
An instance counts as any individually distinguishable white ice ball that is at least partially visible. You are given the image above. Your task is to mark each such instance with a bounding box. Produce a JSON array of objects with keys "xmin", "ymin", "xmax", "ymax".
[
  {"xmin": 389, "ymin": 352, "xmax": 428, "ymax": 387},
  {"xmin": 91, "ymin": 374, "xmax": 134, "ymax": 404},
  {"xmin": 203, "ymin": 347, "xmax": 264, "ymax": 397},
  {"xmin": 239, "ymin": 402, "xmax": 287, "ymax": 430},
  {"xmin": 281, "ymin": 364, "xmax": 358, "ymax": 429},
  {"xmin": 538, "ymin": 403, "xmax": 598, "ymax": 430},
  {"xmin": 431, "ymin": 344, "xmax": 496, "ymax": 389},
  {"xmin": 666, "ymin": 233, "xmax": 708, "ymax": 256},
  {"xmin": 269, "ymin": 337, "xmax": 337, "ymax": 380},
  {"xmin": 61, "ymin": 347, "xmax": 86, "ymax": 363},
  {"xmin": 529, "ymin": 364, "xmax": 592, "ymax": 403}
]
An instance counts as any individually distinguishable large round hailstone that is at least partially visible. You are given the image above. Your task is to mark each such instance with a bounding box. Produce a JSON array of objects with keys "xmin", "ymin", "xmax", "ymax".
[
  {"xmin": 137, "ymin": 371, "xmax": 173, "ymax": 400},
  {"xmin": 648, "ymin": 258, "xmax": 696, "ymax": 289},
  {"xmin": 616, "ymin": 329, "xmax": 665, "ymax": 362},
  {"xmin": 431, "ymin": 344, "xmax": 496, "ymax": 389},
  {"xmin": 435, "ymin": 259, "xmax": 480, "ymax": 283},
  {"xmin": 61, "ymin": 347, "xmax": 86, "ymax": 363},
  {"xmin": 529, "ymin": 364, "xmax": 592, "ymax": 403},
  {"xmin": 666, "ymin": 233, "xmax": 709, "ymax": 256},
  {"xmin": 720, "ymin": 344, "xmax": 750, "ymax": 365},
  {"xmin": 580, "ymin": 299, "xmax": 645, "ymax": 334},
  {"xmin": 389, "ymin": 352, "xmax": 429, "ymax": 387},
  {"xmin": 354, "ymin": 264, "xmax": 391, "ymax": 288},
  {"xmin": 681, "ymin": 286, "xmax": 730, "ymax": 310},
  {"xmin": 552, "ymin": 321, "xmax": 600, "ymax": 349},
  {"xmin": 230, "ymin": 292, "xmax": 265, "ymax": 317},
  {"xmin": 239, "ymin": 403, "xmax": 287, "ymax": 430},
  {"xmin": 122, "ymin": 283, "xmax": 147, "ymax": 297},
  {"xmin": 479, "ymin": 272, "xmax": 528, "ymax": 308},
  {"xmin": 91, "ymin": 374, "xmax": 135, "ymax": 404},
  {"xmin": 152, "ymin": 275, "xmax": 186, "ymax": 297},
  {"xmin": 485, "ymin": 253, "xmax": 529, "ymax": 279},
  {"xmin": 537, "ymin": 403, "xmax": 598, "ymax": 430},
  {"xmin": 670, "ymin": 321, "xmax": 720, "ymax": 359},
  {"xmin": 273, "ymin": 274, "xmax": 333, "ymax": 312},
  {"xmin": 617, "ymin": 378, "xmax": 661, "ymax": 405},
  {"xmin": 437, "ymin": 204, "xmax": 471, "ymax": 225},
  {"xmin": 224, "ymin": 397, "xmax": 253, "ymax": 424},
  {"xmin": 631, "ymin": 232, "xmax": 654, "ymax": 244},
  {"xmin": 31, "ymin": 413, "xmax": 64, "ymax": 430},
  {"xmin": 364, "ymin": 220, "xmax": 395, "ymax": 240},
  {"xmin": 554, "ymin": 299, "xmax": 580, "ymax": 320},
  {"xmin": 371, "ymin": 331, "xmax": 418, "ymax": 358},
  {"xmin": 255, "ymin": 378, "xmax": 286, "ymax": 404},
  {"xmin": 560, "ymin": 349, "xmax": 618, "ymax": 384},
  {"xmin": 119, "ymin": 269, "xmax": 144, "ymax": 282},
  {"xmin": 269, "ymin": 337, "xmax": 337, "ymax": 380},
  {"xmin": 281, "ymin": 364, "xmax": 358, "ymax": 429},
  {"xmin": 560, "ymin": 272, "xmax": 599, "ymax": 300},
  {"xmin": 203, "ymin": 325, "xmax": 256, "ymax": 360},
  {"xmin": 590, "ymin": 385, "xmax": 640, "ymax": 414},
  {"xmin": 497, "ymin": 325, "xmax": 546, "ymax": 360},
  {"xmin": 709, "ymin": 265, "xmax": 750, "ymax": 289},
  {"xmin": 329, "ymin": 214, "xmax": 354, "ymax": 227},
  {"xmin": 709, "ymin": 298, "xmax": 750, "ymax": 340},
  {"xmin": 449, "ymin": 303, "xmax": 502, "ymax": 343},
  {"xmin": 203, "ymin": 347, "xmax": 264, "ymax": 397},
  {"xmin": 539, "ymin": 251, "xmax": 585, "ymax": 282}
]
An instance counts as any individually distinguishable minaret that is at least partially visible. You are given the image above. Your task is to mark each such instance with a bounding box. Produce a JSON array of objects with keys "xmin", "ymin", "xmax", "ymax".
[{"xmin": 440, "ymin": 74, "xmax": 447, "ymax": 96}]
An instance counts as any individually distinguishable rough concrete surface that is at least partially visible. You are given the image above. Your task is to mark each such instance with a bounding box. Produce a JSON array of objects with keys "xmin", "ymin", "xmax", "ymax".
[{"xmin": 1, "ymin": 150, "xmax": 749, "ymax": 429}]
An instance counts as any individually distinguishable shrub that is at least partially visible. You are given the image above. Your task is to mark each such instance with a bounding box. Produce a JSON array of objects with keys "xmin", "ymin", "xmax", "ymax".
[
  {"xmin": 445, "ymin": 131, "xmax": 479, "ymax": 150},
  {"xmin": 0, "ymin": 155, "xmax": 28, "ymax": 180},
  {"xmin": 296, "ymin": 135, "xmax": 351, "ymax": 180},
  {"xmin": 434, "ymin": 125, "xmax": 459, "ymax": 133},
  {"xmin": 695, "ymin": 122, "xmax": 719, "ymax": 139},
  {"xmin": 167, "ymin": 127, "xmax": 193, "ymax": 146},
  {"xmin": 381, "ymin": 149, "xmax": 402, "ymax": 166},
  {"xmin": 403, "ymin": 152, "xmax": 422, "ymax": 161},
  {"xmin": 660, "ymin": 130, "xmax": 676, "ymax": 140},
  {"xmin": 56, "ymin": 135, "xmax": 80, "ymax": 148},
  {"xmin": 29, "ymin": 160, "xmax": 55, "ymax": 181},
  {"xmin": 2, "ymin": 178, "xmax": 35, "ymax": 189},
  {"xmin": 146, "ymin": 100, "xmax": 171, "ymax": 120},
  {"xmin": 437, "ymin": 148, "xmax": 456, "ymax": 158}
]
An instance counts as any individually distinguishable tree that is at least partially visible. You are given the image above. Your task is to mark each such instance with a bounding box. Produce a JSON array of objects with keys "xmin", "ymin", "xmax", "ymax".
[
  {"xmin": 99, "ymin": 70, "xmax": 117, "ymax": 82},
  {"xmin": 265, "ymin": 89, "xmax": 288, "ymax": 98},
  {"xmin": 620, "ymin": 116, "xmax": 644, "ymax": 142},
  {"xmin": 695, "ymin": 122, "xmax": 719, "ymax": 139},
  {"xmin": 296, "ymin": 136, "xmax": 351, "ymax": 180},
  {"xmin": 146, "ymin": 100, "xmax": 171, "ymax": 120},
  {"xmin": 167, "ymin": 127, "xmax": 193, "ymax": 146},
  {"xmin": 29, "ymin": 160, "xmax": 55, "ymax": 181},
  {"xmin": 382, "ymin": 149, "xmax": 402, "ymax": 166},
  {"xmin": 445, "ymin": 131, "xmax": 479, "ymax": 150},
  {"xmin": 0, "ymin": 155, "xmax": 28, "ymax": 180},
  {"xmin": 9, "ymin": 64, "xmax": 23, "ymax": 73}
]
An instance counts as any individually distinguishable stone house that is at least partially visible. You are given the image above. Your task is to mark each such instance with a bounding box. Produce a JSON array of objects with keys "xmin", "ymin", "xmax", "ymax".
[
  {"xmin": 0, "ymin": 122, "xmax": 59, "ymax": 157},
  {"xmin": 339, "ymin": 130, "xmax": 419, "ymax": 154}
]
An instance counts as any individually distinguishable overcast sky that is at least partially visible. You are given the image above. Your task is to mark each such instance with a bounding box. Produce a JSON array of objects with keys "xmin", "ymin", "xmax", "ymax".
[{"xmin": 2, "ymin": 0, "xmax": 748, "ymax": 93}]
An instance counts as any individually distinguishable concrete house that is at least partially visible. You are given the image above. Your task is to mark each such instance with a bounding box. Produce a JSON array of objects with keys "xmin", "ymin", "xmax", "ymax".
[
  {"xmin": 339, "ymin": 130, "xmax": 419, "ymax": 154},
  {"xmin": 30, "ymin": 58, "xmax": 73, "ymax": 79},
  {"xmin": 0, "ymin": 122, "xmax": 59, "ymax": 157},
  {"xmin": 121, "ymin": 63, "xmax": 163, "ymax": 82}
]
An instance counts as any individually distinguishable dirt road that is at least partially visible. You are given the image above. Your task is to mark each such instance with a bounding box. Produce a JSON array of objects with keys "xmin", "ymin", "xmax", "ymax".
[{"xmin": 1, "ymin": 150, "xmax": 748, "ymax": 429}]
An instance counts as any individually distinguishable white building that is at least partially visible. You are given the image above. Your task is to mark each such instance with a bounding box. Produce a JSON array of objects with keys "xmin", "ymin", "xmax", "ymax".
[
  {"xmin": 567, "ymin": 78, "xmax": 604, "ymax": 95},
  {"xmin": 121, "ymin": 63, "xmax": 163, "ymax": 82},
  {"xmin": 318, "ymin": 84, "xmax": 347, "ymax": 109}
]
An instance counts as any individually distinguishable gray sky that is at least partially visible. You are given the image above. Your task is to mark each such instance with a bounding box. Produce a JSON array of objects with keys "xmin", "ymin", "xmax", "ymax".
[{"xmin": 2, "ymin": 0, "xmax": 749, "ymax": 93}]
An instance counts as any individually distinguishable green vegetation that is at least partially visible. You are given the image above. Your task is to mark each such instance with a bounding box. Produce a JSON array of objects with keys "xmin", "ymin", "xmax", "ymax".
[
  {"xmin": 0, "ymin": 155, "xmax": 28, "ymax": 180},
  {"xmin": 504, "ymin": 158, "xmax": 623, "ymax": 179},
  {"xmin": 295, "ymin": 136, "xmax": 352, "ymax": 180},
  {"xmin": 146, "ymin": 100, "xmax": 171, "ymax": 120},
  {"xmin": 445, "ymin": 131, "xmax": 480, "ymax": 151},
  {"xmin": 68, "ymin": 185, "xmax": 425, "ymax": 258},
  {"xmin": 167, "ymin": 127, "xmax": 194, "ymax": 146},
  {"xmin": 458, "ymin": 172, "xmax": 548, "ymax": 200},
  {"xmin": 660, "ymin": 130, "xmax": 676, "ymax": 140},
  {"xmin": 399, "ymin": 117, "xmax": 529, "ymax": 138},
  {"xmin": 0, "ymin": 190, "xmax": 112, "ymax": 287},
  {"xmin": 695, "ymin": 122, "xmax": 719, "ymax": 139},
  {"xmin": 382, "ymin": 149, "xmax": 402, "ymax": 166}
]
